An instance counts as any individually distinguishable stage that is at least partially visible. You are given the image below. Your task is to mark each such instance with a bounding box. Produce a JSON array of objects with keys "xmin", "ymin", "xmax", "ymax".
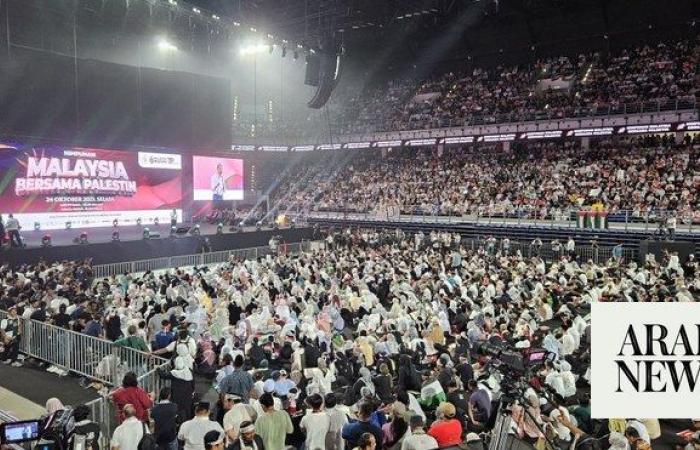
[{"xmin": 0, "ymin": 224, "xmax": 316, "ymax": 266}]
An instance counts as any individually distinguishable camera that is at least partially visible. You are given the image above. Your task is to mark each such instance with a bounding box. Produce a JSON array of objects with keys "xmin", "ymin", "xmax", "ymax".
[{"xmin": 1, "ymin": 408, "xmax": 75, "ymax": 450}]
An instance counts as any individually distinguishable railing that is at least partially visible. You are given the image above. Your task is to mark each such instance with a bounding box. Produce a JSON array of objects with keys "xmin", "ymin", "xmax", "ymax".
[
  {"xmin": 308, "ymin": 207, "xmax": 699, "ymax": 233},
  {"xmin": 231, "ymin": 97, "xmax": 697, "ymax": 139},
  {"xmin": 83, "ymin": 360, "xmax": 169, "ymax": 450},
  {"xmin": 349, "ymin": 97, "xmax": 698, "ymax": 133},
  {"xmin": 0, "ymin": 311, "xmax": 168, "ymax": 387},
  {"xmin": 0, "ymin": 311, "xmax": 170, "ymax": 449},
  {"xmin": 92, "ymin": 240, "xmax": 314, "ymax": 278}
]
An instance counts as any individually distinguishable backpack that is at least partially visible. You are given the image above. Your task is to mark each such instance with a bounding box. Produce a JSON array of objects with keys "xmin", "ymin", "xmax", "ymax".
[{"xmin": 137, "ymin": 422, "xmax": 158, "ymax": 450}]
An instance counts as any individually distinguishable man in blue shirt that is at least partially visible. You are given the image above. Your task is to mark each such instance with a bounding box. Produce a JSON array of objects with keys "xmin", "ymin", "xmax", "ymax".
[
  {"xmin": 272, "ymin": 370, "xmax": 296, "ymax": 397},
  {"xmin": 153, "ymin": 320, "xmax": 175, "ymax": 351},
  {"xmin": 342, "ymin": 401, "xmax": 383, "ymax": 449},
  {"xmin": 84, "ymin": 314, "xmax": 103, "ymax": 338}
]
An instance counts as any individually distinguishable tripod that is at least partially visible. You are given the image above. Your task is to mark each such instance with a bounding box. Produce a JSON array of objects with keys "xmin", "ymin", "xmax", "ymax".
[{"xmin": 488, "ymin": 385, "xmax": 562, "ymax": 450}]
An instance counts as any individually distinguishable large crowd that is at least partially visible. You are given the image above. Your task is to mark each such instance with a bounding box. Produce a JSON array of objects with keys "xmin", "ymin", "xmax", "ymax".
[
  {"xmin": 2, "ymin": 228, "xmax": 700, "ymax": 450},
  {"xmin": 232, "ymin": 39, "xmax": 699, "ymax": 140},
  {"xmin": 301, "ymin": 138, "xmax": 699, "ymax": 223}
]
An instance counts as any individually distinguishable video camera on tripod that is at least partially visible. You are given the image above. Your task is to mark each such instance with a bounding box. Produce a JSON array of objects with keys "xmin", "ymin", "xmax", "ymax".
[{"xmin": 1, "ymin": 408, "xmax": 75, "ymax": 450}]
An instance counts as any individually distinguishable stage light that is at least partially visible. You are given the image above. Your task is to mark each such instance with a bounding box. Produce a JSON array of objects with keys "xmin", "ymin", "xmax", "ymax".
[
  {"xmin": 250, "ymin": 27, "xmax": 257, "ymax": 32},
  {"xmin": 192, "ymin": 224, "xmax": 201, "ymax": 236},
  {"xmin": 212, "ymin": 14, "xmax": 220, "ymax": 20},
  {"xmin": 79, "ymin": 232, "xmax": 88, "ymax": 245},
  {"xmin": 34, "ymin": 222, "xmax": 40, "ymax": 231},
  {"xmin": 240, "ymin": 42, "xmax": 269, "ymax": 56},
  {"xmin": 158, "ymin": 38, "xmax": 178, "ymax": 52},
  {"xmin": 41, "ymin": 234, "xmax": 52, "ymax": 247},
  {"xmin": 217, "ymin": 222, "xmax": 224, "ymax": 234},
  {"xmin": 192, "ymin": 7, "xmax": 200, "ymax": 13},
  {"xmin": 256, "ymin": 221, "xmax": 262, "ymax": 231},
  {"xmin": 137, "ymin": 218, "xmax": 142, "ymax": 226},
  {"xmin": 297, "ymin": 44, "xmax": 303, "ymax": 49},
  {"xmin": 233, "ymin": 21, "xmax": 240, "ymax": 26},
  {"xmin": 168, "ymin": 0, "xmax": 176, "ymax": 4},
  {"xmin": 65, "ymin": 221, "xmax": 72, "ymax": 230},
  {"xmin": 112, "ymin": 231, "xmax": 120, "ymax": 242},
  {"xmin": 143, "ymin": 227, "xmax": 150, "ymax": 239},
  {"xmin": 113, "ymin": 219, "xmax": 118, "ymax": 227},
  {"xmin": 237, "ymin": 222, "xmax": 244, "ymax": 233}
]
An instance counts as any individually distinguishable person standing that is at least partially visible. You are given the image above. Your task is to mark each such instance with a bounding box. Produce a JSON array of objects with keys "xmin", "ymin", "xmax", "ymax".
[
  {"xmin": 218, "ymin": 355, "xmax": 254, "ymax": 403},
  {"xmin": 300, "ymin": 394, "xmax": 330, "ymax": 450},
  {"xmin": 111, "ymin": 372, "xmax": 153, "ymax": 424},
  {"xmin": 171, "ymin": 209, "xmax": 178, "ymax": 228},
  {"xmin": 325, "ymin": 393, "xmax": 349, "ymax": 450},
  {"xmin": 110, "ymin": 405, "xmax": 146, "ymax": 450},
  {"xmin": 5, "ymin": 214, "xmax": 20, "ymax": 248},
  {"xmin": 178, "ymin": 403, "xmax": 224, "ymax": 450},
  {"xmin": 0, "ymin": 306, "xmax": 22, "ymax": 366},
  {"xmin": 401, "ymin": 415, "xmax": 439, "ymax": 450},
  {"xmin": 151, "ymin": 387, "xmax": 179, "ymax": 450},
  {"xmin": 255, "ymin": 393, "xmax": 293, "ymax": 450},
  {"xmin": 211, "ymin": 163, "xmax": 226, "ymax": 207}
]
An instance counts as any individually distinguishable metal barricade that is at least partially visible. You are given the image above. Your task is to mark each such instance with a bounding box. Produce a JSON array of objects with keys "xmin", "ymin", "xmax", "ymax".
[
  {"xmin": 91, "ymin": 242, "xmax": 317, "ymax": 278},
  {"xmin": 5, "ymin": 316, "xmax": 167, "ymax": 387}
]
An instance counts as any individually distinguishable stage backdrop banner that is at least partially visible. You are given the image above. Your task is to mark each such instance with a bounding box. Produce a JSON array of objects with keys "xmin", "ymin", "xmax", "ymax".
[
  {"xmin": 192, "ymin": 155, "xmax": 244, "ymax": 201},
  {"xmin": 0, "ymin": 143, "xmax": 182, "ymax": 230}
]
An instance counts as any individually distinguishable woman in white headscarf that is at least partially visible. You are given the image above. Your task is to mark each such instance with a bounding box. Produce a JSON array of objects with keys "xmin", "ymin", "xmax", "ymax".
[
  {"xmin": 45, "ymin": 398, "xmax": 65, "ymax": 414},
  {"xmin": 159, "ymin": 357, "xmax": 195, "ymax": 421}
]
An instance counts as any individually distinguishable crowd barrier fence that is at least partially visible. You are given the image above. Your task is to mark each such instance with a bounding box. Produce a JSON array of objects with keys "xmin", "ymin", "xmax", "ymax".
[{"xmin": 308, "ymin": 207, "xmax": 698, "ymax": 233}]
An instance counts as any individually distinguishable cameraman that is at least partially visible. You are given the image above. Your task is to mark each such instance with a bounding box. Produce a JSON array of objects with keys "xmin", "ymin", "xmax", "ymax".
[{"xmin": 72, "ymin": 404, "xmax": 101, "ymax": 450}]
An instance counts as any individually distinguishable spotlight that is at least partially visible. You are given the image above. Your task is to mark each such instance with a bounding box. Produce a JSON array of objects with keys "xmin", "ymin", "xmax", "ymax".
[
  {"xmin": 143, "ymin": 227, "xmax": 150, "ymax": 239},
  {"xmin": 157, "ymin": 38, "xmax": 178, "ymax": 52},
  {"xmin": 34, "ymin": 222, "xmax": 40, "ymax": 231},
  {"xmin": 65, "ymin": 221, "xmax": 72, "ymax": 230},
  {"xmin": 113, "ymin": 219, "xmax": 118, "ymax": 227},
  {"xmin": 191, "ymin": 224, "xmax": 201, "ymax": 236},
  {"xmin": 256, "ymin": 221, "xmax": 262, "ymax": 231},
  {"xmin": 136, "ymin": 218, "xmax": 142, "ymax": 226},
  {"xmin": 79, "ymin": 232, "xmax": 88, "ymax": 244},
  {"xmin": 237, "ymin": 222, "xmax": 244, "ymax": 233},
  {"xmin": 41, "ymin": 234, "xmax": 52, "ymax": 247},
  {"xmin": 217, "ymin": 222, "xmax": 224, "ymax": 235},
  {"xmin": 112, "ymin": 230, "xmax": 120, "ymax": 242}
]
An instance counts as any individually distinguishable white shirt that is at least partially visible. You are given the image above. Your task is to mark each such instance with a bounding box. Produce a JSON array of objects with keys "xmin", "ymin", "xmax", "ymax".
[
  {"xmin": 110, "ymin": 417, "xmax": 145, "ymax": 450},
  {"xmin": 5, "ymin": 217, "xmax": 19, "ymax": 231},
  {"xmin": 299, "ymin": 411, "xmax": 330, "ymax": 450},
  {"xmin": 211, "ymin": 173, "xmax": 225, "ymax": 196},
  {"xmin": 223, "ymin": 404, "xmax": 255, "ymax": 443},
  {"xmin": 178, "ymin": 416, "xmax": 224, "ymax": 450}
]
